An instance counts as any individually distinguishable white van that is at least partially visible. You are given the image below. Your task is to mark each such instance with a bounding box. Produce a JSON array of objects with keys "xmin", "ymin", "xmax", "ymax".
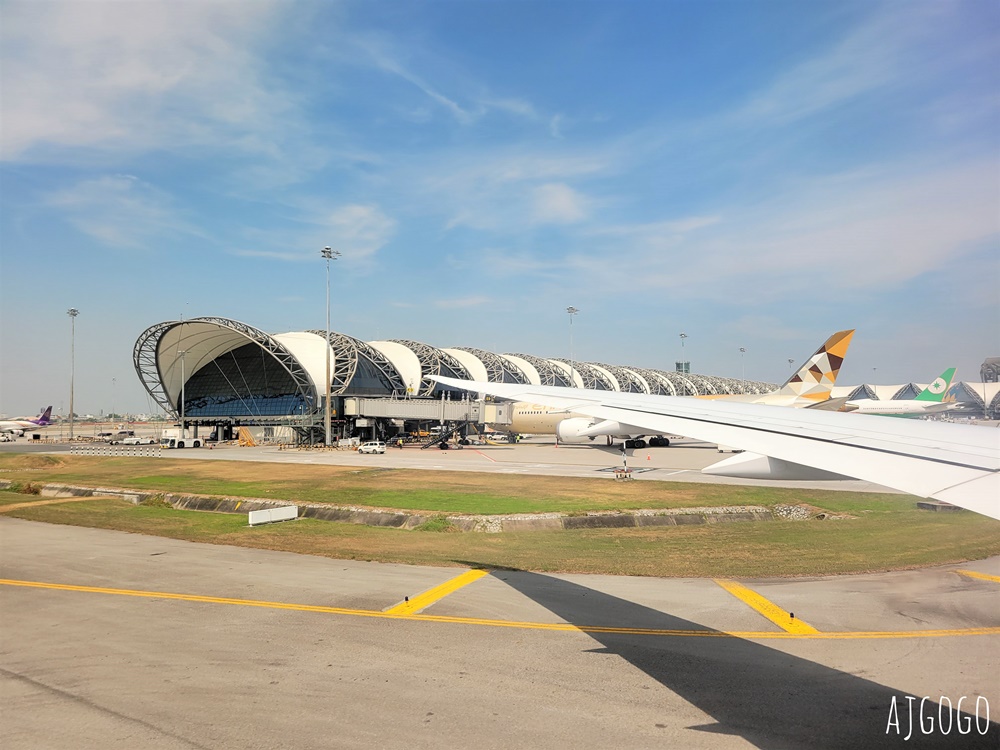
[{"xmin": 358, "ymin": 441, "xmax": 386, "ymax": 454}]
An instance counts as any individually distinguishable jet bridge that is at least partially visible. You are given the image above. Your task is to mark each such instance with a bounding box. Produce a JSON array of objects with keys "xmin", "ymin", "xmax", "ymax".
[{"xmin": 342, "ymin": 397, "xmax": 512, "ymax": 426}]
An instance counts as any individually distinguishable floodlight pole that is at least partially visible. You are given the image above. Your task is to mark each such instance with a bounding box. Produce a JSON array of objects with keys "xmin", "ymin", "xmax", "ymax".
[
  {"xmin": 740, "ymin": 347, "xmax": 747, "ymax": 389},
  {"xmin": 322, "ymin": 247, "xmax": 341, "ymax": 446},
  {"xmin": 566, "ymin": 306, "xmax": 579, "ymax": 387},
  {"xmin": 178, "ymin": 350, "xmax": 186, "ymax": 436},
  {"xmin": 67, "ymin": 308, "xmax": 79, "ymax": 440}
]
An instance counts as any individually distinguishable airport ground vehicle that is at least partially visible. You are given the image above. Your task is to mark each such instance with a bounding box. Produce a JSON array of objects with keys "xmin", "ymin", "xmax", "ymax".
[
  {"xmin": 106, "ymin": 431, "xmax": 135, "ymax": 444},
  {"xmin": 123, "ymin": 436, "xmax": 156, "ymax": 445},
  {"xmin": 358, "ymin": 441, "xmax": 386, "ymax": 454},
  {"xmin": 159, "ymin": 428, "xmax": 203, "ymax": 449}
]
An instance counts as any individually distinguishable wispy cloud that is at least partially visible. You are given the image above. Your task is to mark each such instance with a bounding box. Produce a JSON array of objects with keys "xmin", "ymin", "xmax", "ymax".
[
  {"xmin": 233, "ymin": 204, "xmax": 397, "ymax": 264},
  {"xmin": 432, "ymin": 296, "xmax": 490, "ymax": 309},
  {"xmin": 532, "ymin": 183, "xmax": 588, "ymax": 224},
  {"xmin": 552, "ymin": 158, "xmax": 999, "ymax": 302},
  {"xmin": 0, "ymin": 1, "xmax": 296, "ymax": 161},
  {"xmin": 45, "ymin": 174, "xmax": 197, "ymax": 249},
  {"xmin": 734, "ymin": 5, "xmax": 939, "ymax": 125}
]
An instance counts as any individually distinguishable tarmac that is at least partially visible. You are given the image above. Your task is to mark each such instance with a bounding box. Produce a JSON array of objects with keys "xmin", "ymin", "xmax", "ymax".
[
  {"xmin": 1, "ymin": 434, "xmax": 903, "ymax": 493},
  {"xmin": 1, "ymin": 518, "xmax": 998, "ymax": 749},
  {"xmin": 2, "ymin": 436, "xmax": 997, "ymax": 747}
]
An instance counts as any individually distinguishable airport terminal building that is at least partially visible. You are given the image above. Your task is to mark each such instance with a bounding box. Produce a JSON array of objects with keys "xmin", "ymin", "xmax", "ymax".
[
  {"xmin": 134, "ymin": 317, "xmax": 1000, "ymax": 443},
  {"xmin": 133, "ymin": 317, "xmax": 777, "ymax": 442}
]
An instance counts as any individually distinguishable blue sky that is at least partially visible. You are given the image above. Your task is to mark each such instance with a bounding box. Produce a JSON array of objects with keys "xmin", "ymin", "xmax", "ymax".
[{"xmin": 1, "ymin": 0, "xmax": 997, "ymax": 417}]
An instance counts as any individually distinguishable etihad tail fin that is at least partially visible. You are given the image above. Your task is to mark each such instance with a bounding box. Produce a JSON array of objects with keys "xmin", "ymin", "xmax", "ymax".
[
  {"xmin": 914, "ymin": 368, "xmax": 956, "ymax": 402},
  {"xmin": 774, "ymin": 330, "xmax": 855, "ymax": 402},
  {"xmin": 33, "ymin": 406, "xmax": 53, "ymax": 425}
]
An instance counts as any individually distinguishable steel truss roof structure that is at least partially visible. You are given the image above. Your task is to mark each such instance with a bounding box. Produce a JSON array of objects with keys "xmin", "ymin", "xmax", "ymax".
[
  {"xmin": 549, "ymin": 360, "xmax": 616, "ymax": 391},
  {"xmin": 389, "ymin": 340, "xmax": 471, "ymax": 395},
  {"xmin": 452, "ymin": 347, "xmax": 530, "ymax": 384},
  {"xmin": 503, "ymin": 353, "xmax": 573, "ymax": 387},
  {"xmin": 135, "ymin": 317, "xmax": 782, "ymax": 422},
  {"xmin": 307, "ymin": 330, "xmax": 407, "ymax": 397},
  {"xmin": 134, "ymin": 317, "xmax": 317, "ymax": 419}
]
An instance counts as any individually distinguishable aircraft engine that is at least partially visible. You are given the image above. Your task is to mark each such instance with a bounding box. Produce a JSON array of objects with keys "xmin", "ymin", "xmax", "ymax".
[{"xmin": 555, "ymin": 417, "xmax": 601, "ymax": 444}]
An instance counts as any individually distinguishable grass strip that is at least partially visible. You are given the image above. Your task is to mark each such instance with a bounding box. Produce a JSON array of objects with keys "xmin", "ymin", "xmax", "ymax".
[
  {"xmin": 0, "ymin": 454, "xmax": 911, "ymax": 515},
  {"xmin": 3, "ymin": 495, "xmax": 999, "ymax": 578}
]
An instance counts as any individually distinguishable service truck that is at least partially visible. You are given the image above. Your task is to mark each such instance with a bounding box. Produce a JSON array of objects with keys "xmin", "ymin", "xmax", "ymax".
[{"xmin": 159, "ymin": 428, "xmax": 203, "ymax": 449}]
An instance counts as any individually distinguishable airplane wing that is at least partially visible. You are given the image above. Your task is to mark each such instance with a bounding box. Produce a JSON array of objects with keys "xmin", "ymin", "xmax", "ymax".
[{"xmin": 432, "ymin": 377, "xmax": 1000, "ymax": 521}]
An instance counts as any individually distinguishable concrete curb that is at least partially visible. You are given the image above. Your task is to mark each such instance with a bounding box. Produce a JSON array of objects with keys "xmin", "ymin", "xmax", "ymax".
[{"xmin": 0, "ymin": 479, "xmax": 782, "ymax": 533}]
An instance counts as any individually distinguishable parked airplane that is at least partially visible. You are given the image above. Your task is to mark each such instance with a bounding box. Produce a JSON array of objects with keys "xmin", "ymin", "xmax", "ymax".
[
  {"xmin": 843, "ymin": 367, "xmax": 960, "ymax": 417},
  {"xmin": 432, "ymin": 377, "xmax": 999, "ymax": 521},
  {"xmin": 0, "ymin": 406, "xmax": 53, "ymax": 436},
  {"xmin": 506, "ymin": 330, "xmax": 854, "ymax": 448}
]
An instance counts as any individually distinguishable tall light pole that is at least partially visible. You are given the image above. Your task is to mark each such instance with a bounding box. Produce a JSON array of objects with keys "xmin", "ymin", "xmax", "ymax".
[
  {"xmin": 677, "ymin": 332, "xmax": 690, "ymax": 374},
  {"xmin": 322, "ymin": 246, "xmax": 341, "ymax": 446},
  {"xmin": 566, "ymin": 306, "xmax": 579, "ymax": 387},
  {"xmin": 67, "ymin": 308, "xmax": 78, "ymax": 440},
  {"xmin": 788, "ymin": 358, "xmax": 795, "ymax": 370},
  {"xmin": 111, "ymin": 377, "xmax": 117, "ymax": 425},
  {"xmin": 740, "ymin": 347, "xmax": 747, "ymax": 389},
  {"xmin": 178, "ymin": 350, "xmax": 186, "ymax": 437}
]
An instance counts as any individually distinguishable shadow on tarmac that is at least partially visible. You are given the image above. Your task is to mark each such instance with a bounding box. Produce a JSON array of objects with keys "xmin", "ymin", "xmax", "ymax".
[{"xmin": 454, "ymin": 562, "xmax": 997, "ymax": 749}]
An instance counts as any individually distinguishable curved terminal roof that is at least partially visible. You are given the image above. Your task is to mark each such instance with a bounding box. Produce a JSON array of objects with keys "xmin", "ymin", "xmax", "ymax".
[{"xmin": 136, "ymin": 316, "xmax": 806, "ymax": 420}]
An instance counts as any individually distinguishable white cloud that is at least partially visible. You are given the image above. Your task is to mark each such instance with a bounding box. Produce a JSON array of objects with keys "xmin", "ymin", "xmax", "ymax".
[
  {"xmin": 736, "ymin": 5, "xmax": 943, "ymax": 125},
  {"xmin": 432, "ymin": 296, "xmax": 490, "ymax": 309},
  {"xmin": 45, "ymin": 174, "xmax": 195, "ymax": 249},
  {"xmin": 532, "ymin": 183, "xmax": 587, "ymax": 224},
  {"xmin": 323, "ymin": 204, "xmax": 397, "ymax": 261},
  {"xmin": 0, "ymin": 1, "xmax": 294, "ymax": 161},
  {"xmin": 497, "ymin": 158, "xmax": 999, "ymax": 306},
  {"xmin": 233, "ymin": 203, "xmax": 397, "ymax": 263}
]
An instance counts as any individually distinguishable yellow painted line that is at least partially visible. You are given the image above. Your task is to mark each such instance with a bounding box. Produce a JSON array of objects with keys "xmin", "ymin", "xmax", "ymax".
[
  {"xmin": 714, "ymin": 579, "xmax": 818, "ymax": 634},
  {"xmin": 234, "ymin": 501, "xmax": 242, "ymax": 511},
  {"xmin": 1, "ymin": 578, "xmax": 997, "ymax": 640},
  {"xmin": 385, "ymin": 569, "xmax": 489, "ymax": 615},
  {"xmin": 956, "ymin": 570, "xmax": 1000, "ymax": 584}
]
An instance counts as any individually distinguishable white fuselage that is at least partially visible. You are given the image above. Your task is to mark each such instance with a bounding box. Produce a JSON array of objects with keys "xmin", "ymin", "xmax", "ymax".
[
  {"xmin": 0, "ymin": 419, "xmax": 47, "ymax": 435},
  {"xmin": 843, "ymin": 399, "xmax": 955, "ymax": 417},
  {"xmin": 506, "ymin": 403, "xmax": 659, "ymax": 443}
]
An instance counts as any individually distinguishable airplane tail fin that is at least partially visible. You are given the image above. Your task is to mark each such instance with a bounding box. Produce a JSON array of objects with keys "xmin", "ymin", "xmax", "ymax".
[
  {"xmin": 773, "ymin": 330, "xmax": 855, "ymax": 403},
  {"xmin": 34, "ymin": 406, "xmax": 53, "ymax": 425},
  {"xmin": 914, "ymin": 368, "xmax": 956, "ymax": 402}
]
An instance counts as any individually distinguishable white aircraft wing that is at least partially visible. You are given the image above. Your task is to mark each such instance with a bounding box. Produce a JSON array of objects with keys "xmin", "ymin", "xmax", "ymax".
[{"xmin": 433, "ymin": 377, "xmax": 1000, "ymax": 520}]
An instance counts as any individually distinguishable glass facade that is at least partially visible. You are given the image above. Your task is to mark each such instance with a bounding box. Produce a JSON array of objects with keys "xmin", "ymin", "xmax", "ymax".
[{"xmin": 182, "ymin": 343, "xmax": 309, "ymax": 417}]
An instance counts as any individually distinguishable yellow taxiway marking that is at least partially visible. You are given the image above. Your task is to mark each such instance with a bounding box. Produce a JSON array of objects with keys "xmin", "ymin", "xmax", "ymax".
[
  {"xmin": 714, "ymin": 579, "xmax": 819, "ymax": 634},
  {"xmin": 956, "ymin": 570, "xmax": 1000, "ymax": 584},
  {"xmin": 2, "ymin": 578, "xmax": 997, "ymax": 640},
  {"xmin": 385, "ymin": 569, "xmax": 489, "ymax": 615}
]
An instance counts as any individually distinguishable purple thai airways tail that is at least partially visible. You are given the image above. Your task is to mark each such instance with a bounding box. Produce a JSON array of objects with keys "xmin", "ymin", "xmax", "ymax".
[{"xmin": 31, "ymin": 406, "xmax": 53, "ymax": 425}]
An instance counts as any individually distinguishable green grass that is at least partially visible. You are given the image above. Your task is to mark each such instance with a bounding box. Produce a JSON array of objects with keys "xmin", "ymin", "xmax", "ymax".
[
  {"xmin": 4, "ymin": 495, "xmax": 999, "ymax": 577},
  {"xmin": 3, "ymin": 452, "xmax": 999, "ymax": 577},
  {"xmin": 0, "ymin": 453, "xmax": 912, "ymax": 515}
]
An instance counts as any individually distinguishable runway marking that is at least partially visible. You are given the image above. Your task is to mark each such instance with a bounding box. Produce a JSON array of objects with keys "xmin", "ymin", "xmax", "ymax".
[
  {"xmin": 2, "ymin": 579, "xmax": 997, "ymax": 640},
  {"xmin": 956, "ymin": 570, "xmax": 1000, "ymax": 584},
  {"xmin": 384, "ymin": 569, "xmax": 489, "ymax": 615},
  {"xmin": 472, "ymin": 450, "xmax": 497, "ymax": 463},
  {"xmin": 714, "ymin": 579, "xmax": 818, "ymax": 634}
]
